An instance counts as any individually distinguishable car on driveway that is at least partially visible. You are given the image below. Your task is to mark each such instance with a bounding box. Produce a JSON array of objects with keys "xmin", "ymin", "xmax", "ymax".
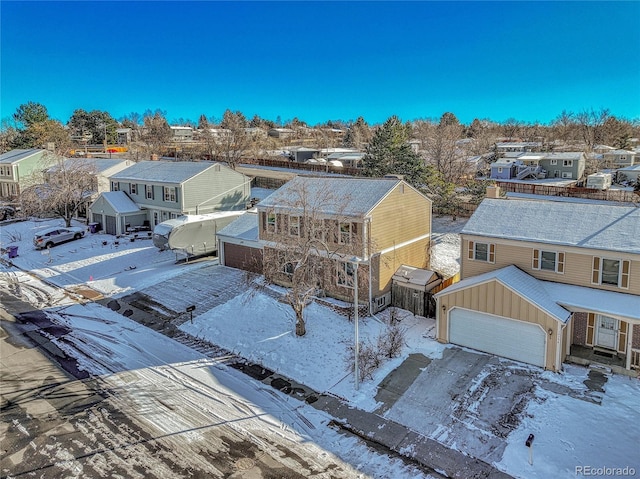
[{"xmin": 34, "ymin": 226, "xmax": 85, "ymax": 249}]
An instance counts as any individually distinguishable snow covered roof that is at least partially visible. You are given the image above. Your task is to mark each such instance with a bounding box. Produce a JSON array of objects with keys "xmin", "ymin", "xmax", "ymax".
[
  {"xmin": 110, "ymin": 161, "xmax": 221, "ymax": 184},
  {"xmin": 462, "ymin": 199, "xmax": 640, "ymax": 255},
  {"xmin": 0, "ymin": 148, "xmax": 46, "ymax": 164},
  {"xmin": 617, "ymin": 164, "xmax": 640, "ymax": 172},
  {"xmin": 435, "ymin": 266, "xmax": 571, "ymax": 323},
  {"xmin": 504, "ymin": 192, "xmax": 639, "ymax": 207},
  {"xmin": 48, "ymin": 158, "xmax": 130, "ymax": 174},
  {"xmin": 257, "ymin": 176, "xmax": 407, "ymax": 217},
  {"xmin": 217, "ymin": 211, "xmax": 259, "ymax": 241},
  {"xmin": 101, "ymin": 191, "xmax": 141, "ymax": 214},
  {"xmin": 392, "ymin": 265, "xmax": 441, "ymax": 289}
]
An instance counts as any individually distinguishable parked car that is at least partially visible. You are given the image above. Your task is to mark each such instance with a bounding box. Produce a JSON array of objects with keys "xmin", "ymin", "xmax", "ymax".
[
  {"xmin": 33, "ymin": 226, "xmax": 85, "ymax": 249},
  {"xmin": 0, "ymin": 205, "xmax": 15, "ymax": 221}
]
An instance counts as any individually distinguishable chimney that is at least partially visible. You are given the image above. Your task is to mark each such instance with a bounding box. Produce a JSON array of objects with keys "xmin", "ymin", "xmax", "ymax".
[
  {"xmin": 150, "ymin": 154, "xmax": 159, "ymax": 161},
  {"xmin": 486, "ymin": 185, "xmax": 500, "ymax": 199}
]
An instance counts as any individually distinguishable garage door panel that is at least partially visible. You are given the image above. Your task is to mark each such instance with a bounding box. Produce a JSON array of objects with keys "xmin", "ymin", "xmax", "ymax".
[{"xmin": 449, "ymin": 308, "xmax": 546, "ymax": 368}]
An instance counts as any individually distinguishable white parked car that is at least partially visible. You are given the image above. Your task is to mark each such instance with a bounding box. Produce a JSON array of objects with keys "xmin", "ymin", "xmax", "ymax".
[{"xmin": 33, "ymin": 226, "xmax": 85, "ymax": 249}]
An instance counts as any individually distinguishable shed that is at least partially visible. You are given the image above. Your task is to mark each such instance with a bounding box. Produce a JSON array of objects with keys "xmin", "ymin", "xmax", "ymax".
[
  {"xmin": 391, "ymin": 265, "xmax": 442, "ymax": 318},
  {"xmin": 90, "ymin": 191, "xmax": 147, "ymax": 235}
]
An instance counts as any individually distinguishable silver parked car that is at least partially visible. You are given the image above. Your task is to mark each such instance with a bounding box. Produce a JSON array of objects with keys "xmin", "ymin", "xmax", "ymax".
[{"xmin": 33, "ymin": 226, "xmax": 85, "ymax": 249}]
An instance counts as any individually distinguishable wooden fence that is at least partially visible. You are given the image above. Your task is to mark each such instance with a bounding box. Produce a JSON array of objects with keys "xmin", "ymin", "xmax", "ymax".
[{"xmin": 496, "ymin": 182, "xmax": 640, "ymax": 203}]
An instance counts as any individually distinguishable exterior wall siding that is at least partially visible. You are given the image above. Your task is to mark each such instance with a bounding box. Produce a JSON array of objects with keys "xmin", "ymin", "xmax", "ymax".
[
  {"xmin": 369, "ymin": 183, "xmax": 431, "ymax": 252},
  {"xmin": 376, "ymin": 238, "xmax": 430, "ymax": 296},
  {"xmin": 461, "ymin": 236, "xmax": 640, "ymax": 296},
  {"xmin": 182, "ymin": 166, "xmax": 249, "ymax": 213},
  {"xmin": 114, "ymin": 181, "xmax": 183, "ymax": 212},
  {"xmin": 437, "ymin": 280, "xmax": 560, "ymax": 370}
]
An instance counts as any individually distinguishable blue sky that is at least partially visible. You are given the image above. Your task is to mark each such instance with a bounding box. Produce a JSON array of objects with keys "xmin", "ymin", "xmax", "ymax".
[{"xmin": 2, "ymin": 1, "xmax": 639, "ymax": 126}]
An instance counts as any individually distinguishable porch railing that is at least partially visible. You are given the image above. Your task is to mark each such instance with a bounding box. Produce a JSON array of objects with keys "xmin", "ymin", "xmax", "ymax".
[{"xmin": 631, "ymin": 349, "xmax": 640, "ymax": 370}]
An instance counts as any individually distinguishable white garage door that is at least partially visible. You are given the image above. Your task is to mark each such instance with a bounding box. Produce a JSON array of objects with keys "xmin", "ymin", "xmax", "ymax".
[{"xmin": 449, "ymin": 308, "xmax": 546, "ymax": 368}]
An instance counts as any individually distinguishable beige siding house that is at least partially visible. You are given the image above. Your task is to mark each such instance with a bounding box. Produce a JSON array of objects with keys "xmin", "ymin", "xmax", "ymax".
[
  {"xmin": 435, "ymin": 198, "xmax": 640, "ymax": 373},
  {"xmin": 257, "ymin": 176, "xmax": 432, "ymax": 312}
]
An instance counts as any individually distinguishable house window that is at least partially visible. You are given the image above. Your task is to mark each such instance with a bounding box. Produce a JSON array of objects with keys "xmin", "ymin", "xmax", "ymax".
[
  {"xmin": 563, "ymin": 159, "xmax": 573, "ymax": 167},
  {"xmin": 130, "ymin": 183, "xmax": 137, "ymax": 195},
  {"xmin": 337, "ymin": 261, "xmax": 355, "ymax": 287},
  {"xmin": 532, "ymin": 250, "xmax": 565, "ymax": 273},
  {"xmin": 619, "ymin": 156, "xmax": 626, "ymax": 161},
  {"xmin": 498, "ymin": 167, "xmax": 503, "ymax": 173},
  {"xmin": 592, "ymin": 257, "xmax": 630, "ymax": 289},
  {"xmin": 550, "ymin": 159, "xmax": 557, "ymax": 166},
  {"xmin": 562, "ymin": 172, "xmax": 573, "ymax": 179},
  {"xmin": 163, "ymin": 186, "xmax": 177, "ymax": 202},
  {"xmin": 310, "ymin": 219, "xmax": 324, "ymax": 242},
  {"xmin": 289, "ymin": 216, "xmax": 300, "ymax": 236},
  {"xmin": 467, "ymin": 241, "xmax": 495, "ymax": 263},
  {"xmin": 339, "ymin": 222, "xmax": 352, "ymax": 244},
  {"xmin": 283, "ymin": 262, "xmax": 295, "ymax": 277},
  {"xmin": 111, "ymin": 181, "xmax": 119, "ymax": 191},
  {"xmin": 145, "ymin": 185, "xmax": 154, "ymax": 200},
  {"xmin": 266, "ymin": 212, "xmax": 276, "ymax": 233},
  {"xmin": 170, "ymin": 212, "xmax": 178, "ymax": 219}
]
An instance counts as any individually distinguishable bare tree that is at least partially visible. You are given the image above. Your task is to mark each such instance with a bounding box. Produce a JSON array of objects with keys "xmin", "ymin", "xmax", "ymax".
[
  {"xmin": 20, "ymin": 154, "xmax": 98, "ymax": 226},
  {"xmin": 420, "ymin": 117, "xmax": 468, "ymax": 184},
  {"xmin": 218, "ymin": 109, "xmax": 251, "ymax": 169},
  {"xmin": 140, "ymin": 110, "xmax": 172, "ymax": 156},
  {"xmin": 576, "ymin": 108, "xmax": 610, "ymax": 151},
  {"xmin": 260, "ymin": 179, "xmax": 370, "ymax": 336}
]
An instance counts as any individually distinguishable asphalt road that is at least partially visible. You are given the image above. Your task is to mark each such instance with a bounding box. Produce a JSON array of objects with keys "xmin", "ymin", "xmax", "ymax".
[{"xmin": 0, "ymin": 272, "xmax": 367, "ymax": 479}]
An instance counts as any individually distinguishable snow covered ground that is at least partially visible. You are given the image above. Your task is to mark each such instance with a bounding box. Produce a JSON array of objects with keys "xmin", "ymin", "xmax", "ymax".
[{"xmin": 2, "ymin": 216, "xmax": 639, "ymax": 478}]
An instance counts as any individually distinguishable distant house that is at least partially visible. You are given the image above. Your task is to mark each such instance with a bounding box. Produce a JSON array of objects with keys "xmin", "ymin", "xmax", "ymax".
[
  {"xmin": 495, "ymin": 141, "xmax": 543, "ymax": 156},
  {"xmin": 288, "ymin": 146, "xmax": 320, "ymax": 163},
  {"xmin": 0, "ymin": 149, "xmax": 53, "ymax": 200},
  {"xmin": 116, "ymin": 128, "xmax": 132, "ymax": 145},
  {"xmin": 257, "ymin": 176, "xmax": 432, "ymax": 312},
  {"xmin": 170, "ymin": 126, "xmax": 194, "ymax": 141},
  {"xmin": 616, "ymin": 164, "xmax": 640, "ymax": 184},
  {"xmin": 490, "ymin": 152, "xmax": 586, "ymax": 181},
  {"xmin": 47, "ymin": 158, "xmax": 134, "ymax": 195},
  {"xmin": 435, "ymin": 198, "xmax": 640, "ymax": 373},
  {"xmin": 603, "ymin": 149, "xmax": 636, "ymax": 168},
  {"xmin": 90, "ymin": 160, "xmax": 250, "ymax": 233},
  {"xmin": 268, "ymin": 128, "xmax": 295, "ymax": 139},
  {"xmin": 490, "ymin": 158, "xmax": 518, "ymax": 179}
]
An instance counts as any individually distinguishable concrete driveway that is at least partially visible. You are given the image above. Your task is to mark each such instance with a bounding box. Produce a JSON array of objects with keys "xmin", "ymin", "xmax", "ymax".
[{"xmin": 375, "ymin": 347, "xmax": 542, "ymax": 464}]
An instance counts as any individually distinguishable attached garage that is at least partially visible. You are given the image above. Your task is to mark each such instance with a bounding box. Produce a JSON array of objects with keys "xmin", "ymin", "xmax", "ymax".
[
  {"xmin": 89, "ymin": 191, "xmax": 147, "ymax": 236},
  {"xmin": 449, "ymin": 308, "xmax": 546, "ymax": 368},
  {"xmin": 217, "ymin": 211, "xmax": 263, "ymax": 273},
  {"xmin": 435, "ymin": 265, "xmax": 571, "ymax": 371}
]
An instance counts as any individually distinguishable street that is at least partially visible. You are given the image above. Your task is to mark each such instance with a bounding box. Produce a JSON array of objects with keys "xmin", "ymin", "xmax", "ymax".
[{"xmin": 0, "ymin": 267, "xmax": 407, "ymax": 479}]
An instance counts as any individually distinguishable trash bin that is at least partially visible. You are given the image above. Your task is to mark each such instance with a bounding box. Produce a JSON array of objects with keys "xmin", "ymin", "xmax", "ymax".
[
  {"xmin": 88, "ymin": 222, "xmax": 100, "ymax": 234},
  {"xmin": 7, "ymin": 245, "xmax": 18, "ymax": 258}
]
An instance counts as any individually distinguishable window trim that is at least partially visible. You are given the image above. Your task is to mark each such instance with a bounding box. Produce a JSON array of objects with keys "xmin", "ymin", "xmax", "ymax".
[
  {"xmin": 130, "ymin": 183, "xmax": 137, "ymax": 195},
  {"xmin": 467, "ymin": 240, "xmax": 495, "ymax": 263},
  {"xmin": 266, "ymin": 212, "xmax": 276, "ymax": 233},
  {"xmin": 111, "ymin": 181, "xmax": 119, "ymax": 191},
  {"xmin": 592, "ymin": 256, "xmax": 630, "ymax": 289},
  {"xmin": 563, "ymin": 159, "xmax": 573, "ymax": 167},
  {"xmin": 339, "ymin": 222, "xmax": 352, "ymax": 245},
  {"xmin": 337, "ymin": 261, "xmax": 355, "ymax": 288},
  {"xmin": 289, "ymin": 215, "xmax": 300, "ymax": 237},
  {"xmin": 145, "ymin": 184, "xmax": 154, "ymax": 200},
  {"xmin": 550, "ymin": 159, "xmax": 558, "ymax": 166},
  {"xmin": 163, "ymin": 186, "xmax": 177, "ymax": 202},
  {"xmin": 532, "ymin": 249, "xmax": 565, "ymax": 274}
]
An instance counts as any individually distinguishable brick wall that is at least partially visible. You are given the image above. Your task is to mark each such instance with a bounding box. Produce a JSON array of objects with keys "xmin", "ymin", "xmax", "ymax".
[{"xmin": 572, "ymin": 312, "xmax": 588, "ymax": 345}]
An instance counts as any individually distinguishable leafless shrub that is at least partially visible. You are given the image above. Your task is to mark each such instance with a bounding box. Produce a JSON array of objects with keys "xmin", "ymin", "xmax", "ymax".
[
  {"xmin": 378, "ymin": 323, "xmax": 406, "ymax": 359},
  {"xmin": 6, "ymin": 229, "xmax": 22, "ymax": 242}
]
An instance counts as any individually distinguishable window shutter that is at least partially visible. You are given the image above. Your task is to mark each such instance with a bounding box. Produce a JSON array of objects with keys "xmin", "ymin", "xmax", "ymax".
[
  {"xmin": 489, "ymin": 244, "xmax": 495, "ymax": 263},
  {"xmin": 621, "ymin": 260, "xmax": 630, "ymax": 289},
  {"xmin": 586, "ymin": 313, "xmax": 595, "ymax": 345},
  {"xmin": 468, "ymin": 241, "xmax": 474, "ymax": 260},
  {"xmin": 532, "ymin": 250, "xmax": 540, "ymax": 269},
  {"xmin": 617, "ymin": 321, "xmax": 628, "ymax": 353},
  {"xmin": 557, "ymin": 252, "xmax": 565, "ymax": 274},
  {"xmin": 261, "ymin": 212, "xmax": 266, "ymax": 231},
  {"xmin": 591, "ymin": 257, "xmax": 600, "ymax": 284}
]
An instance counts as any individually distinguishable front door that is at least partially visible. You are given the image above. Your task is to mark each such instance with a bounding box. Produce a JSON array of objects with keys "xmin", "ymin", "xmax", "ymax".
[{"xmin": 595, "ymin": 315, "xmax": 618, "ymax": 350}]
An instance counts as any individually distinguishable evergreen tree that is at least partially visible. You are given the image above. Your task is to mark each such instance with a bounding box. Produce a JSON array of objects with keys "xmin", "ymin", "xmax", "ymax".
[{"xmin": 362, "ymin": 116, "xmax": 424, "ymax": 186}]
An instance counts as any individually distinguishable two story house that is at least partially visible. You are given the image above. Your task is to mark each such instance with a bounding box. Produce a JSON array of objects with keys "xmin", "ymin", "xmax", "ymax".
[
  {"xmin": 489, "ymin": 152, "xmax": 586, "ymax": 181},
  {"xmin": 256, "ymin": 176, "xmax": 432, "ymax": 313},
  {"xmin": 434, "ymin": 198, "xmax": 640, "ymax": 373},
  {"xmin": 0, "ymin": 149, "xmax": 52, "ymax": 200},
  {"xmin": 90, "ymin": 160, "xmax": 250, "ymax": 234}
]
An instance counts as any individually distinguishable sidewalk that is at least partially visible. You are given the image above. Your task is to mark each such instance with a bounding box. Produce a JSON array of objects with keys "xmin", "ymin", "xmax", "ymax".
[{"xmin": 102, "ymin": 296, "xmax": 513, "ymax": 479}]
